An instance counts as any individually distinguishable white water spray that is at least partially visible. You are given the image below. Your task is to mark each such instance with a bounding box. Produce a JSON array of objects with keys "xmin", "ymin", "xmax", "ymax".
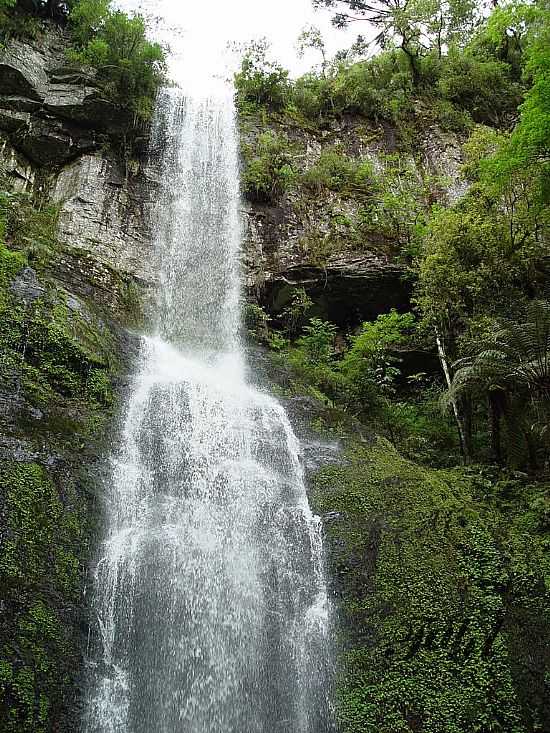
[{"xmin": 83, "ymin": 45, "xmax": 334, "ymax": 733}]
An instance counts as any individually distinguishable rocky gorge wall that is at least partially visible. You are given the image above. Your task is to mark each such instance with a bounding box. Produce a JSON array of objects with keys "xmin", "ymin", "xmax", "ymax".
[
  {"xmin": 0, "ymin": 21, "xmax": 548, "ymax": 733},
  {"xmin": 240, "ymin": 105, "xmax": 466, "ymax": 329},
  {"xmin": 239, "ymin": 104, "xmax": 550, "ymax": 733},
  {"xmin": 0, "ymin": 25, "xmax": 155, "ymax": 732}
]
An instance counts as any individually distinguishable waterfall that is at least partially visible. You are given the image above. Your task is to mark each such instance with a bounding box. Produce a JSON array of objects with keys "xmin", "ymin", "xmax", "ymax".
[{"xmin": 83, "ymin": 85, "xmax": 334, "ymax": 732}]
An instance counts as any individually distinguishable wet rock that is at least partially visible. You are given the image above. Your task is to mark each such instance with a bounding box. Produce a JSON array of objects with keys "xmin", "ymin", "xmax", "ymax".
[
  {"xmin": 0, "ymin": 137, "xmax": 35, "ymax": 190},
  {"xmin": 52, "ymin": 154, "xmax": 156, "ymax": 283},
  {"xmin": 44, "ymin": 84, "xmax": 126, "ymax": 129},
  {"xmin": 0, "ymin": 107, "xmax": 30, "ymax": 132},
  {"xmin": 0, "ymin": 40, "xmax": 48, "ymax": 100},
  {"xmin": 0, "ymin": 95, "xmax": 42, "ymax": 113},
  {"xmin": 12, "ymin": 116, "xmax": 97, "ymax": 166},
  {"xmin": 10, "ymin": 267, "xmax": 45, "ymax": 304}
]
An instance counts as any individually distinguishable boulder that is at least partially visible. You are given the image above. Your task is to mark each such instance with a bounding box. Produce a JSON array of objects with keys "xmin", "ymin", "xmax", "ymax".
[
  {"xmin": 0, "ymin": 38, "xmax": 128, "ymax": 143},
  {"xmin": 12, "ymin": 117, "xmax": 97, "ymax": 166},
  {"xmin": 10, "ymin": 267, "xmax": 46, "ymax": 305},
  {"xmin": 0, "ymin": 40, "xmax": 48, "ymax": 100},
  {"xmin": 44, "ymin": 84, "xmax": 128, "ymax": 129}
]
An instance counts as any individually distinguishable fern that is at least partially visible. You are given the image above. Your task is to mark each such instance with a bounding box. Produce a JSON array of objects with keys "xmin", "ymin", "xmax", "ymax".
[{"xmin": 445, "ymin": 299, "xmax": 550, "ymax": 466}]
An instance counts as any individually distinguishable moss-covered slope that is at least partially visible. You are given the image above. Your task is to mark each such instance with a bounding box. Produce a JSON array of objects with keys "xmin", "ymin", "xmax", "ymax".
[
  {"xmin": 0, "ymin": 232, "xmax": 126, "ymax": 731},
  {"xmin": 313, "ymin": 439, "xmax": 550, "ymax": 733}
]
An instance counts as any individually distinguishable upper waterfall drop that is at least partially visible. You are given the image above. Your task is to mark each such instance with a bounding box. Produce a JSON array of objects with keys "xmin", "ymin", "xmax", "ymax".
[
  {"xmin": 150, "ymin": 89, "xmax": 242, "ymax": 354},
  {"xmin": 83, "ymin": 40, "xmax": 335, "ymax": 733}
]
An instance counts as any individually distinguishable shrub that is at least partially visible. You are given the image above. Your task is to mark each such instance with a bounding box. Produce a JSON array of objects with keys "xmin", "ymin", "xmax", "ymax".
[
  {"xmin": 438, "ymin": 51, "xmax": 523, "ymax": 125},
  {"xmin": 244, "ymin": 302, "xmax": 270, "ymax": 342},
  {"xmin": 241, "ymin": 131, "xmax": 294, "ymax": 204},
  {"xmin": 301, "ymin": 148, "xmax": 374, "ymax": 195},
  {"xmin": 339, "ymin": 310, "xmax": 416, "ymax": 405},
  {"xmin": 235, "ymin": 40, "xmax": 289, "ymax": 111},
  {"xmin": 432, "ymin": 99, "xmax": 474, "ymax": 133},
  {"xmin": 0, "ymin": 191, "xmax": 58, "ymax": 267},
  {"xmin": 67, "ymin": 1, "xmax": 165, "ymax": 121}
]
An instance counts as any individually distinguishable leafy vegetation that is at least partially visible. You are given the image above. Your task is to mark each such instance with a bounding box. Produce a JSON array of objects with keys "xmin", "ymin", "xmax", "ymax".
[
  {"xmin": 0, "ymin": 0, "xmax": 166, "ymax": 121},
  {"xmin": 239, "ymin": 0, "xmax": 549, "ymax": 471},
  {"xmin": 67, "ymin": 0, "xmax": 165, "ymax": 122},
  {"xmin": 239, "ymin": 3, "xmax": 549, "ymax": 729},
  {"xmin": 0, "ymin": 183, "xmax": 121, "ymax": 732},
  {"xmin": 241, "ymin": 130, "xmax": 295, "ymax": 203},
  {"xmin": 313, "ymin": 441, "xmax": 550, "ymax": 733}
]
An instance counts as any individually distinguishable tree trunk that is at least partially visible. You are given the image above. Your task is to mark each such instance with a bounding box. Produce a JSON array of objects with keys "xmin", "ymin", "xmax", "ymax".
[
  {"xmin": 436, "ymin": 329, "xmax": 469, "ymax": 462},
  {"xmin": 488, "ymin": 390, "xmax": 503, "ymax": 464}
]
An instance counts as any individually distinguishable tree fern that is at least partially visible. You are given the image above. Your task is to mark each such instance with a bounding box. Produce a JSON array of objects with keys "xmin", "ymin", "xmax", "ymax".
[{"xmin": 445, "ymin": 299, "xmax": 550, "ymax": 466}]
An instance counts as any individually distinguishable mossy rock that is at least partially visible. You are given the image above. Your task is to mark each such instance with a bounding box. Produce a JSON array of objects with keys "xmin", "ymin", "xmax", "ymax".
[
  {"xmin": 0, "ymin": 236, "xmax": 122, "ymax": 731},
  {"xmin": 0, "ymin": 461, "xmax": 89, "ymax": 733},
  {"xmin": 313, "ymin": 439, "xmax": 550, "ymax": 733}
]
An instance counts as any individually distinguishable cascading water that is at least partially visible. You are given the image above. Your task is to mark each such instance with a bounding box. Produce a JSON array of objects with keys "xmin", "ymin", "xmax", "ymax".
[{"xmin": 83, "ymin": 76, "xmax": 334, "ymax": 733}]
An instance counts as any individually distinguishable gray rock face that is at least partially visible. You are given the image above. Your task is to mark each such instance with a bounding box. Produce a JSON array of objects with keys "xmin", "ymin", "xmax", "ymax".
[
  {"xmin": 0, "ymin": 31, "xmax": 128, "ymax": 167},
  {"xmin": 0, "ymin": 26, "xmax": 155, "ymax": 290},
  {"xmin": 0, "ymin": 40, "xmax": 49, "ymax": 99},
  {"xmin": 241, "ymin": 114, "xmax": 468, "ymax": 327},
  {"xmin": 10, "ymin": 266, "xmax": 46, "ymax": 304},
  {"xmin": 13, "ymin": 116, "xmax": 97, "ymax": 166},
  {"xmin": 44, "ymin": 84, "xmax": 123, "ymax": 127},
  {"xmin": 0, "ymin": 137, "xmax": 35, "ymax": 190},
  {"xmin": 52, "ymin": 154, "xmax": 156, "ymax": 284},
  {"xmin": 0, "ymin": 107, "xmax": 30, "ymax": 133}
]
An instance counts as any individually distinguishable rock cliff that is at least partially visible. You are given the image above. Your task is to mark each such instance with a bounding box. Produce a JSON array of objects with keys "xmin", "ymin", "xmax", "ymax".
[
  {"xmin": 0, "ymin": 24, "xmax": 153, "ymax": 732},
  {"xmin": 240, "ymin": 108, "xmax": 466, "ymax": 328}
]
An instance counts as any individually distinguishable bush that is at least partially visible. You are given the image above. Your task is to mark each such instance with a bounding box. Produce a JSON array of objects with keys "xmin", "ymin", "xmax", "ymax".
[
  {"xmin": 244, "ymin": 302, "xmax": 270, "ymax": 342},
  {"xmin": 67, "ymin": 1, "xmax": 165, "ymax": 121},
  {"xmin": 288, "ymin": 73, "xmax": 336, "ymax": 120},
  {"xmin": 0, "ymin": 190, "xmax": 58, "ymax": 267},
  {"xmin": 438, "ymin": 51, "xmax": 523, "ymax": 125},
  {"xmin": 301, "ymin": 147, "xmax": 374, "ymax": 195},
  {"xmin": 0, "ymin": 1, "xmax": 41, "ymax": 42},
  {"xmin": 432, "ymin": 99, "xmax": 474, "ymax": 133},
  {"xmin": 339, "ymin": 310, "xmax": 416, "ymax": 405},
  {"xmin": 235, "ymin": 40, "xmax": 289, "ymax": 111},
  {"xmin": 241, "ymin": 131, "xmax": 294, "ymax": 204}
]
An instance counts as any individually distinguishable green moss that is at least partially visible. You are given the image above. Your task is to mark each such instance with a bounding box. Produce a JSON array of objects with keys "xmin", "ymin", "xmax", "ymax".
[
  {"xmin": 0, "ymin": 281, "xmax": 117, "ymax": 432},
  {"xmin": 313, "ymin": 440, "xmax": 550, "ymax": 732},
  {"xmin": 0, "ymin": 462, "xmax": 87, "ymax": 733},
  {"xmin": 0, "ymin": 196, "xmax": 121, "ymax": 732},
  {"xmin": 0, "ymin": 241, "xmax": 26, "ymax": 290},
  {"xmin": 0, "ymin": 191, "xmax": 59, "ymax": 270}
]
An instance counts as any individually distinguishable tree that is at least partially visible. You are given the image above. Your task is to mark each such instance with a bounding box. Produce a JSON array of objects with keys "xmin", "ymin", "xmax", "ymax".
[
  {"xmin": 447, "ymin": 300, "xmax": 550, "ymax": 467},
  {"xmin": 483, "ymin": 1, "xmax": 550, "ymax": 193},
  {"xmin": 67, "ymin": 3, "xmax": 165, "ymax": 121},
  {"xmin": 297, "ymin": 24, "xmax": 328, "ymax": 75},
  {"xmin": 234, "ymin": 39, "xmax": 290, "ymax": 109},
  {"xmin": 313, "ymin": 0, "xmax": 483, "ymax": 82}
]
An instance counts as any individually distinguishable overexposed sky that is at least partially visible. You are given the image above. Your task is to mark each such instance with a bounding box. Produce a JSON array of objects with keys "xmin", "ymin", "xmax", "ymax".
[{"xmin": 116, "ymin": 0, "xmax": 360, "ymax": 90}]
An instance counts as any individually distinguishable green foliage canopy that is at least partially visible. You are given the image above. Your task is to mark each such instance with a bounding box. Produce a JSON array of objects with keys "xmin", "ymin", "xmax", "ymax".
[{"xmin": 67, "ymin": 1, "xmax": 165, "ymax": 121}]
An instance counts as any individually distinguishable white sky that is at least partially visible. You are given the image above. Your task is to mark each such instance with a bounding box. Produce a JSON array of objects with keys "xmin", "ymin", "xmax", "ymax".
[{"xmin": 115, "ymin": 0, "xmax": 359, "ymax": 91}]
